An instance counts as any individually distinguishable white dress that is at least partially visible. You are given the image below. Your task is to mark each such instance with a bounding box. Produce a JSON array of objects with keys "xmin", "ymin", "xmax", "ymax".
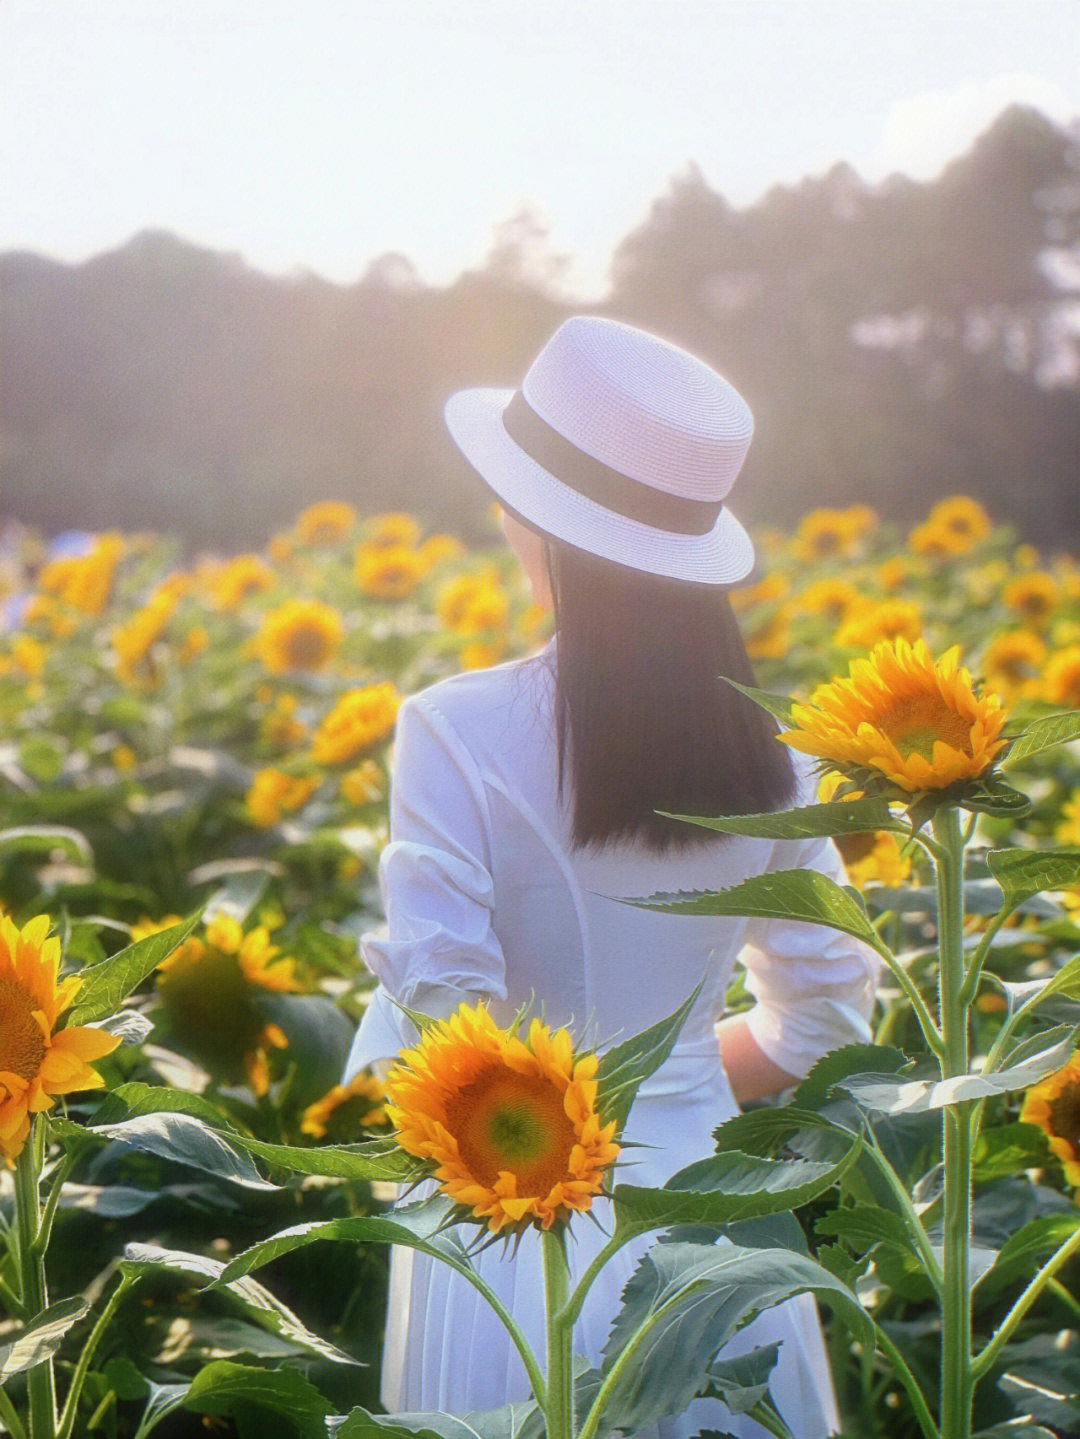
[{"xmin": 344, "ymin": 644, "xmax": 880, "ymax": 1438}]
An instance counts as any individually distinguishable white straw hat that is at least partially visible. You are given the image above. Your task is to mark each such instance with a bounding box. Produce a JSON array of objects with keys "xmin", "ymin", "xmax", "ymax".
[{"xmin": 444, "ymin": 316, "xmax": 756, "ymax": 585}]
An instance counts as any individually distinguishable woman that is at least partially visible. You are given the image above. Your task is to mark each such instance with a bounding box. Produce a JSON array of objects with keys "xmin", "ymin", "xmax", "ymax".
[{"xmin": 344, "ymin": 317, "xmax": 879, "ymax": 1437}]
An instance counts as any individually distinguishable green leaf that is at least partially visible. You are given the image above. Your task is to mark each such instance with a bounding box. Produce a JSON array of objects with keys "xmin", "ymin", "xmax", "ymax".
[
  {"xmin": 91, "ymin": 1008, "xmax": 154, "ymax": 1045},
  {"xmin": 614, "ymin": 1139, "xmax": 860, "ymax": 1236},
  {"xmin": 87, "ymin": 1112, "xmax": 278, "ymax": 1189},
  {"xmin": 1003, "ymin": 710, "xmax": 1080, "ymax": 768},
  {"xmin": 201, "ymin": 870, "xmax": 272, "ymax": 926},
  {"xmin": 92, "ymin": 1080, "xmax": 240, "ymax": 1130},
  {"xmin": 334, "ymin": 1404, "xmax": 542, "ymax": 1439},
  {"xmin": 595, "ymin": 1241, "xmax": 870, "ymax": 1436},
  {"xmin": 180, "ymin": 1360, "xmax": 333, "ymax": 1439},
  {"xmin": 0, "ymin": 1296, "xmax": 90, "ymax": 1380},
  {"xmin": 972, "ymin": 1123, "xmax": 1053, "ymax": 1181},
  {"xmin": 625, "ymin": 869, "xmax": 883, "ymax": 951},
  {"xmin": 722, "ymin": 679, "xmax": 795, "ymax": 726},
  {"xmin": 659, "ymin": 797, "xmax": 907, "ymax": 842},
  {"xmin": 974, "ymin": 1213, "xmax": 1080, "ymax": 1305},
  {"xmin": 839, "ymin": 1026, "xmax": 1078, "ymax": 1112},
  {"xmin": 67, "ymin": 913, "xmax": 203, "ymax": 1024},
  {"xmin": 229, "ymin": 1133, "xmax": 421, "ymax": 1183},
  {"xmin": 701, "ymin": 1343, "xmax": 781, "ymax": 1416},
  {"xmin": 594, "ymin": 983, "xmax": 700, "ymax": 1131},
  {"xmin": 986, "ymin": 847, "xmax": 1080, "ymax": 907},
  {"xmin": 120, "ymin": 1243, "xmax": 355, "ymax": 1365},
  {"xmin": 0, "ymin": 824, "xmax": 94, "ymax": 865},
  {"xmin": 218, "ymin": 1197, "xmax": 474, "ymax": 1288},
  {"xmin": 955, "ymin": 774, "xmax": 1033, "ymax": 818},
  {"xmin": 993, "ymin": 955, "xmax": 1080, "ymax": 1017},
  {"xmin": 793, "ymin": 1043, "xmax": 910, "ymax": 1110},
  {"xmin": 814, "ymin": 1204, "xmax": 913, "ymax": 1259}
]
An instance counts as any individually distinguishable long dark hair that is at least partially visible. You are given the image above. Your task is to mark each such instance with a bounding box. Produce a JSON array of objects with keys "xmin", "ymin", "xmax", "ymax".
[{"xmin": 544, "ymin": 538, "xmax": 796, "ymax": 852}]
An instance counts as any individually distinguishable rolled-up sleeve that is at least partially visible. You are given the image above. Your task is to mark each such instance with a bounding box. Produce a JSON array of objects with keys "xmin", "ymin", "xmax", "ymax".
[
  {"xmin": 343, "ymin": 693, "xmax": 507, "ymax": 1081},
  {"xmin": 739, "ymin": 833, "xmax": 881, "ymax": 1080}
]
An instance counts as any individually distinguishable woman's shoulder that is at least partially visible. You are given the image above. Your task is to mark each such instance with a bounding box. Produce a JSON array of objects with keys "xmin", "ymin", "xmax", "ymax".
[{"xmin": 401, "ymin": 644, "xmax": 555, "ymax": 746}]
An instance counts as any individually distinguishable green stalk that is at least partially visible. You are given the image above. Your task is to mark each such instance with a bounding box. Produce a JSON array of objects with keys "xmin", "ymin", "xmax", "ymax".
[
  {"xmin": 872, "ymin": 1323, "xmax": 942, "ymax": 1439},
  {"xmin": 56, "ymin": 1273, "xmax": 135, "ymax": 1439},
  {"xmin": 542, "ymin": 1228, "xmax": 574, "ymax": 1439},
  {"xmin": 14, "ymin": 1118, "xmax": 57, "ymax": 1439},
  {"xmin": 933, "ymin": 806, "xmax": 974, "ymax": 1439},
  {"xmin": 971, "ymin": 1223, "xmax": 1080, "ymax": 1380},
  {"xmin": 0, "ymin": 1383, "xmax": 30, "ymax": 1439},
  {"xmin": 863, "ymin": 1130, "xmax": 944, "ymax": 1294}
]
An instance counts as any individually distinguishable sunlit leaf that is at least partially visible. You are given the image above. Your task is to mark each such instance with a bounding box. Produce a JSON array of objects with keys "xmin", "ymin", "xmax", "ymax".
[
  {"xmin": 659, "ymin": 796, "xmax": 906, "ymax": 841},
  {"xmin": 625, "ymin": 869, "xmax": 882, "ymax": 951},
  {"xmin": 87, "ymin": 1112, "xmax": 277, "ymax": 1189},
  {"xmin": 67, "ymin": 913, "xmax": 202, "ymax": 1024},
  {"xmin": 0, "ymin": 1297, "xmax": 90, "ymax": 1380},
  {"xmin": 986, "ymin": 847, "xmax": 1080, "ymax": 908},
  {"xmin": 594, "ymin": 983, "xmax": 700, "ymax": 1131},
  {"xmin": 1003, "ymin": 710, "xmax": 1080, "ymax": 768}
]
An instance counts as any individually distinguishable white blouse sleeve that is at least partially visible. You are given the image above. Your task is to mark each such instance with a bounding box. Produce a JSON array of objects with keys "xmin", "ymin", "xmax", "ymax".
[
  {"xmin": 738, "ymin": 832, "xmax": 882, "ymax": 1081},
  {"xmin": 343, "ymin": 692, "xmax": 507, "ymax": 1080}
]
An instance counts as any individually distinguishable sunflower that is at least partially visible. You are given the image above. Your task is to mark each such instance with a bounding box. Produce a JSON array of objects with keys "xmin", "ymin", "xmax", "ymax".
[
  {"xmin": 728, "ymin": 572, "xmax": 789, "ymax": 614},
  {"xmin": 793, "ymin": 578, "xmax": 860, "ymax": 624},
  {"xmin": 245, "ymin": 768, "xmax": 321, "ymax": 827},
  {"xmin": 792, "ymin": 508, "xmax": 863, "ymax": 562},
  {"xmin": 38, "ymin": 534, "xmax": 124, "ymax": 616},
  {"xmin": 1003, "ymin": 572, "xmax": 1060, "ymax": 627},
  {"xmin": 834, "ymin": 599, "xmax": 922, "ymax": 651},
  {"xmin": 365, "ymin": 512, "xmax": 422, "ymax": 549},
  {"xmin": 926, "ymin": 495, "xmax": 992, "ymax": 548},
  {"xmin": 437, "ymin": 572, "xmax": 509, "ymax": 635},
  {"xmin": 300, "ymin": 1071, "xmax": 389, "ymax": 1139},
  {"xmin": 982, "ymin": 630, "xmax": 1047, "ymax": 701},
  {"xmin": 1042, "ymin": 646, "xmax": 1080, "ymax": 709},
  {"xmin": 156, "ymin": 919, "xmax": 301, "ymax": 1094},
  {"xmin": 417, "ymin": 534, "xmax": 465, "ymax": 571},
  {"xmin": 744, "ymin": 608, "xmax": 790, "ymax": 660},
  {"xmin": 354, "ymin": 544, "xmax": 426, "ymax": 600},
  {"xmin": 1020, "ymin": 1054, "xmax": 1080, "ymax": 1187},
  {"xmin": 258, "ymin": 692, "xmax": 308, "ymax": 750},
  {"xmin": 254, "ymin": 599, "xmax": 343, "ymax": 674},
  {"xmin": 110, "ymin": 590, "xmax": 179, "ymax": 685},
  {"xmin": 875, "ymin": 557, "xmax": 909, "ymax": 593},
  {"xmin": 295, "ymin": 500, "xmax": 357, "ymax": 545},
  {"xmin": 908, "ymin": 519, "xmax": 970, "ymax": 559},
  {"xmin": 310, "ymin": 683, "xmax": 400, "ymax": 765},
  {"xmin": 780, "ymin": 637, "xmax": 1008, "ymax": 794},
  {"xmin": 835, "ymin": 830, "xmax": 912, "ymax": 888},
  {"xmin": 0, "ymin": 915, "xmax": 121, "ymax": 1161},
  {"xmin": 1056, "ymin": 791, "xmax": 1080, "ymax": 847},
  {"xmin": 208, "ymin": 554, "xmax": 275, "ymax": 610},
  {"xmin": 385, "ymin": 1003, "xmax": 620, "ymax": 1233}
]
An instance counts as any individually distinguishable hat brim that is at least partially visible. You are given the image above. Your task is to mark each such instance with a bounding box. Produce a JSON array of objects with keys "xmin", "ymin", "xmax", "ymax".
[{"xmin": 445, "ymin": 388, "xmax": 755, "ymax": 586}]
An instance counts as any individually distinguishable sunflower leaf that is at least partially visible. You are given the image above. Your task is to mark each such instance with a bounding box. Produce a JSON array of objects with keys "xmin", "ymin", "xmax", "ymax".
[
  {"xmin": 228, "ymin": 1132, "xmax": 422, "ymax": 1183},
  {"xmin": 594, "ymin": 982, "xmax": 701, "ymax": 1131},
  {"xmin": 1003, "ymin": 710, "xmax": 1080, "ymax": 768},
  {"xmin": 0, "ymin": 1296, "xmax": 90, "ymax": 1380},
  {"xmin": 86, "ymin": 1112, "xmax": 278, "ymax": 1189},
  {"xmin": 837, "ymin": 1026, "xmax": 1078, "ymax": 1111},
  {"xmin": 176, "ymin": 1360, "xmax": 334, "ymax": 1439},
  {"xmin": 333, "ymin": 1402, "xmax": 543, "ymax": 1439},
  {"xmin": 120, "ymin": 1243, "xmax": 355, "ymax": 1365},
  {"xmin": 658, "ymin": 797, "xmax": 907, "ymax": 842},
  {"xmin": 216, "ymin": 1198, "xmax": 479, "ymax": 1289},
  {"xmin": 986, "ymin": 847, "xmax": 1080, "ymax": 907},
  {"xmin": 624, "ymin": 870, "xmax": 883, "ymax": 952},
  {"xmin": 67, "ymin": 912, "xmax": 203, "ymax": 1024},
  {"xmin": 614, "ymin": 1135, "xmax": 860, "ymax": 1236},
  {"xmin": 720, "ymin": 679, "xmax": 796, "ymax": 726},
  {"xmin": 597, "ymin": 1241, "xmax": 870, "ymax": 1435}
]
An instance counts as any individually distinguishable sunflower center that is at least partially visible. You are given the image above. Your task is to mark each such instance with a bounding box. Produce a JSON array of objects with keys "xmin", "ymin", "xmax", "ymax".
[
  {"xmin": 879, "ymin": 694, "xmax": 973, "ymax": 761},
  {"xmin": 1048, "ymin": 1087, "xmax": 1080, "ymax": 1148},
  {"xmin": 285, "ymin": 625, "xmax": 330, "ymax": 668},
  {"xmin": 0, "ymin": 977, "xmax": 47, "ymax": 1081},
  {"xmin": 446, "ymin": 1068, "xmax": 577, "ymax": 1195}
]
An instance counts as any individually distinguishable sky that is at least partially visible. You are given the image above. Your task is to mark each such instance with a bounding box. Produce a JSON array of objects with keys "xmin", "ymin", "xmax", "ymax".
[{"xmin": 3, "ymin": 0, "xmax": 1078, "ymax": 298}]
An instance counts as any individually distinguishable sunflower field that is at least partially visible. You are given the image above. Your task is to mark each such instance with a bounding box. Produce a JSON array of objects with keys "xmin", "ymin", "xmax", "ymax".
[{"xmin": 2, "ymin": 494, "xmax": 1080, "ymax": 1439}]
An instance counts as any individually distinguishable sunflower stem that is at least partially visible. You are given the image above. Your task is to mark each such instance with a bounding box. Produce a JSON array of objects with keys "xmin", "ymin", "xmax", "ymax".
[
  {"xmin": 933, "ymin": 806, "xmax": 974, "ymax": 1439},
  {"xmin": 542, "ymin": 1227, "xmax": 574, "ymax": 1439},
  {"xmin": 14, "ymin": 1117, "xmax": 58, "ymax": 1439},
  {"xmin": 36, "ymin": 1150, "xmax": 77, "ymax": 1258},
  {"xmin": 970, "ymin": 1222, "xmax": 1080, "ymax": 1381},
  {"xmin": 0, "ymin": 1383, "xmax": 29, "ymax": 1439},
  {"xmin": 56, "ymin": 1272, "xmax": 135, "ymax": 1439}
]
